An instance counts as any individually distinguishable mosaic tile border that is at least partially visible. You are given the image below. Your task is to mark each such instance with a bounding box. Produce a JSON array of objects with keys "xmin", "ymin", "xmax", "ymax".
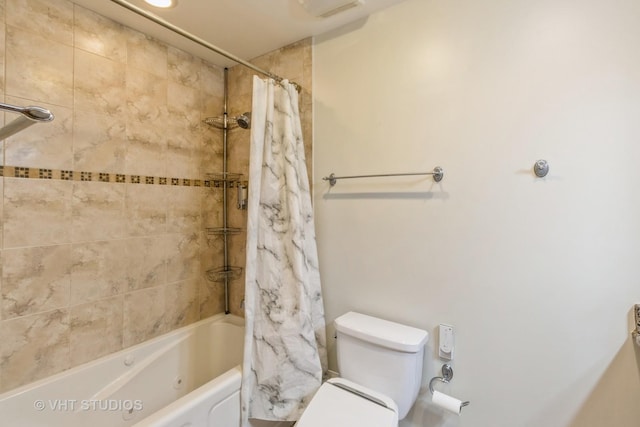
[{"xmin": 0, "ymin": 165, "xmax": 220, "ymax": 187}]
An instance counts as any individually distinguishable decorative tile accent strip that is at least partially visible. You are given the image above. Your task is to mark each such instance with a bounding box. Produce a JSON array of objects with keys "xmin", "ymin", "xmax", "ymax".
[
  {"xmin": 39, "ymin": 169, "xmax": 53, "ymax": 179},
  {"xmin": 0, "ymin": 164, "xmax": 216, "ymax": 188},
  {"xmin": 15, "ymin": 167, "xmax": 30, "ymax": 178}
]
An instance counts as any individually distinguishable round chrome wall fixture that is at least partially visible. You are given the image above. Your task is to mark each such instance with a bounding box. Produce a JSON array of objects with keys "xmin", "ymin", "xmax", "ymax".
[{"xmin": 533, "ymin": 159, "xmax": 549, "ymax": 178}]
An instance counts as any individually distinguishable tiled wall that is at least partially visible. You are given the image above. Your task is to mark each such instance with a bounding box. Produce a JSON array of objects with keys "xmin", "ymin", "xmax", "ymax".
[
  {"xmin": 226, "ymin": 38, "xmax": 313, "ymax": 317},
  {"xmin": 0, "ymin": 0, "xmax": 227, "ymax": 393}
]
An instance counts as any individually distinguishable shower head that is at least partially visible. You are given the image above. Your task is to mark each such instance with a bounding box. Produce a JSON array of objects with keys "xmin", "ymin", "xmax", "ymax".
[
  {"xmin": 203, "ymin": 116, "xmax": 238, "ymax": 130},
  {"xmin": 203, "ymin": 112, "xmax": 251, "ymax": 130},
  {"xmin": 236, "ymin": 112, "xmax": 251, "ymax": 129}
]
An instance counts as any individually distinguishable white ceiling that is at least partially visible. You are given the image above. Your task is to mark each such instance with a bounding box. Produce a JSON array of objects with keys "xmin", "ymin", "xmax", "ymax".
[{"xmin": 71, "ymin": 0, "xmax": 407, "ymax": 67}]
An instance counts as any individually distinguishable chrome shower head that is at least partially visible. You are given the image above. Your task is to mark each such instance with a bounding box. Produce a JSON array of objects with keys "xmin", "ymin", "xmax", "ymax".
[{"xmin": 236, "ymin": 112, "xmax": 251, "ymax": 129}]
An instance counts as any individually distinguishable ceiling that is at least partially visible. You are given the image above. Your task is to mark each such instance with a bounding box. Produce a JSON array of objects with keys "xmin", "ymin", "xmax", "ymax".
[{"xmin": 71, "ymin": 0, "xmax": 407, "ymax": 67}]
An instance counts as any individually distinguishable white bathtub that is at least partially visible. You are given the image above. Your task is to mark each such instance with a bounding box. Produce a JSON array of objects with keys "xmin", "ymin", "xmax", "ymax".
[{"xmin": 0, "ymin": 313, "xmax": 245, "ymax": 427}]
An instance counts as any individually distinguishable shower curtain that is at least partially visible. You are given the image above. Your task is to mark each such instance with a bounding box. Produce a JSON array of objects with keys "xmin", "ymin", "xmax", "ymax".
[{"xmin": 241, "ymin": 76, "xmax": 327, "ymax": 426}]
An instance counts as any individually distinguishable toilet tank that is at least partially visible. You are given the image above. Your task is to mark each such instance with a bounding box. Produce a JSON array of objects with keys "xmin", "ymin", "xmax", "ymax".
[{"xmin": 335, "ymin": 312, "xmax": 429, "ymax": 420}]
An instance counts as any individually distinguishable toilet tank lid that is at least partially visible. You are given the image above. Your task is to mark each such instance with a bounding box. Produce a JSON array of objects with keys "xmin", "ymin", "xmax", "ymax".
[{"xmin": 335, "ymin": 312, "xmax": 429, "ymax": 353}]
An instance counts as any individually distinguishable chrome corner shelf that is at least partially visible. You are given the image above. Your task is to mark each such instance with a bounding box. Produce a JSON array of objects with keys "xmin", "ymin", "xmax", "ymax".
[
  {"xmin": 206, "ymin": 266, "xmax": 243, "ymax": 283},
  {"xmin": 206, "ymin": 227, "xmax": 243, "ymax": 236}
]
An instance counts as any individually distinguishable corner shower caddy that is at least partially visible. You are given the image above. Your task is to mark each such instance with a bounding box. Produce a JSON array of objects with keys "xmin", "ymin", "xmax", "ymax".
[{"xmin": 203, "ymin": 70, "xmax": 245, "ymax": 314}]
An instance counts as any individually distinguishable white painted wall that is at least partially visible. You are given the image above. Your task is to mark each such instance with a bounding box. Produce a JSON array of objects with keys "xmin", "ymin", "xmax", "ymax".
[{"xmin": 312, "ymin": 0, "xmax": 640, "ymax": 426}]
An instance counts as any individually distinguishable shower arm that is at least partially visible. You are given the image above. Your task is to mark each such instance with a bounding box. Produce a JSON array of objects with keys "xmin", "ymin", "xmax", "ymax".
[
  {"xmin": 109, "ymin": 0, "xmax": 300, "ymax": 92},
  {"xmin": 0, "ymin": 102, "xmax": 54, "ymax": 140}
]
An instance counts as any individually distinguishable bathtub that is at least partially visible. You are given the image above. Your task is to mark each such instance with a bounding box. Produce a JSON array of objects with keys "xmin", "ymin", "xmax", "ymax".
[{"xmin": 0, "ymin": 313, "xmax": 245, "ymax": 427}]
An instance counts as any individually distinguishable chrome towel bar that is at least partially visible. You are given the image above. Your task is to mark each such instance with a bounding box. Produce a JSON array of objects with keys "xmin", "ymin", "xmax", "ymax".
[
  {"xmin": 323, "ymin": 166, "xmax": 444, "ymax": 186},
  {"xmin": 0, "ymin": 102, "xmax": 54, "ymax": 140}
]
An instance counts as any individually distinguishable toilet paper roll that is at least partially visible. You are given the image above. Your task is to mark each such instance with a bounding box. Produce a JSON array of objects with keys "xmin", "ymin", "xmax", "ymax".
[{"xmin": 432, "ymin": 390, "xmax": 463, "ymax": 415}]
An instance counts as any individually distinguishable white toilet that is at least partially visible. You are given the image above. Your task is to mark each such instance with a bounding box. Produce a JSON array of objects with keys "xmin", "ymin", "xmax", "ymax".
[{"xmin": 297, "ymin": 311, "xmax": 429, "ymax": 427}]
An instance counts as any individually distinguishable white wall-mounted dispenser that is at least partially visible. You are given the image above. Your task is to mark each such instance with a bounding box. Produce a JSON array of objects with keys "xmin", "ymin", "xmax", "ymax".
[{"xmin": 439, "ymin": 324, "xmax": 454, "ymax": 360}]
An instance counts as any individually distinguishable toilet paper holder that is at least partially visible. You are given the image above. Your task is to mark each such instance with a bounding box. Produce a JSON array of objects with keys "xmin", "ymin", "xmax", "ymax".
[{"xmin": 429, "ymin": 364, "xmax": 470, "ymax": 409}]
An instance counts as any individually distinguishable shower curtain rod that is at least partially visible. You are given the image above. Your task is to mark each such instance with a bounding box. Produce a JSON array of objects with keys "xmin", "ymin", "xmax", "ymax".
[{"xmin": 109, "ymin": 0, "xmax": 295, "ymax": 87}]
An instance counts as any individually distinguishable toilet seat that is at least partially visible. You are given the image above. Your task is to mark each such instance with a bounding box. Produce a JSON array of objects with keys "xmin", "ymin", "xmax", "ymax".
[{"xmin": 296, "ymin": 378, "xmax": 399, "ymax": 427}]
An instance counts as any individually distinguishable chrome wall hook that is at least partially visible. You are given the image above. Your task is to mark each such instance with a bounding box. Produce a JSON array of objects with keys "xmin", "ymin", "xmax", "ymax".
[{"xmin": 533, "ymin": 160, "xmax": 549, "ymax": 177}]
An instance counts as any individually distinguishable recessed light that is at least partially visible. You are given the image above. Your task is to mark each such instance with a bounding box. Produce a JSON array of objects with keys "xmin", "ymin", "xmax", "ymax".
[{"xmin": 144, "ymin": 0, "xmax": 177, "ymax": 8}]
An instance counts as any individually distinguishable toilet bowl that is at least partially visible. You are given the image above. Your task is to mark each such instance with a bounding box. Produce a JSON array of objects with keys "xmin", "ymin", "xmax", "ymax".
[{"xmin": 296, "ymin": 312, "xmax": 428, "ymax": 427}]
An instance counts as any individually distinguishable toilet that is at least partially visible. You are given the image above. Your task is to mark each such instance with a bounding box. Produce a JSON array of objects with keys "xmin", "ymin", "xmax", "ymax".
[{"xmin": 297, "ymin": 311, "xmax": 429, "ymax": 427}]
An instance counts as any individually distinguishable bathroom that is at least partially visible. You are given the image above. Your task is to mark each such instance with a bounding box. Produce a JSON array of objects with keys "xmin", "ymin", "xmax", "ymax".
[{"xmin": 1, "ymin": 0, "xmax": 640, "ymax": 426}]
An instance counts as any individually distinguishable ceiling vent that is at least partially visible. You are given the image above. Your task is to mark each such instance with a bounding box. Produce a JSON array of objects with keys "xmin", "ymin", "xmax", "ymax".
[{"xmin": 299, "ymin": 0, "xmax": 365, "ymax": 18}]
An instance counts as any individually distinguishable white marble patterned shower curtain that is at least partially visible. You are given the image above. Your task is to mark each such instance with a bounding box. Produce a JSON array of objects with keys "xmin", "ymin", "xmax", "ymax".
[{"xmin": 241, "ymin": 76, "xmax": 327, "ymax": 426}]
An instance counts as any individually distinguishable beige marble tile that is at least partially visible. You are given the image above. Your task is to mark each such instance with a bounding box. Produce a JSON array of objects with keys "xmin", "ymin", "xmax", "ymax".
[
  {"xmin": 227, "ymin": 127, "xmax": 250, "ymax": 177},
  {"xmin": 166, "ymin": 232, "xmax": 200, "ymax": 283},
  {"xmin": 0, "ymin": 21, "xmax": 5, "ymax": 96},
  {"xmin": 199, "ymin": 279, "xmax": 225, "ymax": 319},
  {"xmin": 167, "ymin": 81, "xmax": 201, "ymax": 127},
  {"xmin": 227, "ymin": 232, "xmax": 247, "ymax": 317},
  {"xmin": 166, "ymin": 135, "xmax": 201, "ymax": 178},
  {"xmin": 123, "ymin": 286, "xmax": 166, "ymax": 347},
  {"xmin": 168, "ymin": 47, "xmax": 201, "ymax": 90},
  {"xmin": 125, "ymin": 184, "xmax": 167, "ymax": 237},
  {"xmin": 6, "ymin": 0, "xmax": 73, "ymax": 46},
  {"xmin": 6, "ymin": 25, "xmax": 73, "ymax": 107},
  {"xmin": 167, "ymin": 186, "xmax": 201, "ymax": 234},
  {"xmin": 200, "ymin": 61, "xmax": 224, "ymax": 99},
  {"xmin": 0, "ymin": 309, "xmax": 70, "ymax": 393},
  {"xmin": 126, "ymin": 236, "xmax": 167, "ymax": 292},
  {"xmin": 1, "ymin": 245, "xmax": 71, "ymax": 319},
  {"xmin": 70, "ymin": 240, "xmax": 128, "ymax": 305},
  {"xmin": 3, "ymin": 178, "xmax": 72, "ymax": 248},
  {"xmin": 4, "ymin": 96, "xmax": 73, "ymax": 169},
  {"xmin": 202, "ymin": 231, "xmax": 224, "ymax": 269},
  {"xmin": 69, "ymin": 295, "xmax": 123, "ymax": 366},
  {"xmin": 124, "ymin": 129, "xmax": 167, "ymax": 177},
  {"xmin": 126, "ymin": 29, "xmax": 167, "ymax": 78},
  {"xmin": 0, "ymin": 0, "xmax": 5, "ymax": 20},
  {"xmin": 126, "ymin": 66, "xmax": 167, "ymax": 122},
  {"xmin": 164, "ymin": 278, "xmax": 198, "ymax": 329},
  {"xmin": 165, "ymin": 82, "xmax": 202, "ymax": 177},
  {"xmin": 199, "ymin": 232, "xmax": 224, "ymax": 319},
  {"xmin": 201, "ymin": 131, "xmax": 224, "ymax": 177},
  {"xmin": 71, "ymin": 181, "xmax": 126, "ymax": 242},
  {"xmin": 73, "ymin": 111, "xmax": 126, "ymax": 173},
  {"xmin": 0, "ymin": 179, "xmax": 3, "ymax": 249},
  {"xmin": 73, "ymin": 5, "xmax": 126, "ymax": 62},
  {"xmin": 74, "ymin": 49, "xmax": 126, "ymax": 119},
  {"xmin": 125, "ymin": 67, "xmax": 168, "ymax": 176}
]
